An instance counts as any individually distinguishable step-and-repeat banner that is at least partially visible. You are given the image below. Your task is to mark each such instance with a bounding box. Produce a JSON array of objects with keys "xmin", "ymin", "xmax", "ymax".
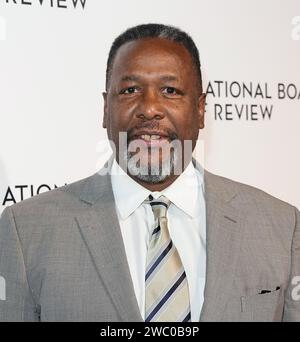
[{"xmin": 0, "ymin": 0, "xmax": 299, "ymax": 213}]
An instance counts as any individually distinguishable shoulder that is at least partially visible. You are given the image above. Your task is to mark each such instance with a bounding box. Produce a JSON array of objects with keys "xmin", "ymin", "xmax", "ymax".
[
  {"xmin": 2, "ymin": 173, "xmax": 98, "ymax": 220},
  {"xmin": 204, "ymin": 170, "xmax": 298, "ymax": 224}
]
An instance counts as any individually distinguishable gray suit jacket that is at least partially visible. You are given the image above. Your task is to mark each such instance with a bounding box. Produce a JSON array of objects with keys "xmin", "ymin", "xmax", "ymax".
[{"xmin": 0, "ymin": 159, "xmax": 299, "ymax": 322}]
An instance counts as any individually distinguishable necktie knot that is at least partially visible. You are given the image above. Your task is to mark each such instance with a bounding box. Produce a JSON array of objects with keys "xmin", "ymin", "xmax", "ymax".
[{"xmin": 145, "ymin": 195, "xmax": 171, "ymax": 221}]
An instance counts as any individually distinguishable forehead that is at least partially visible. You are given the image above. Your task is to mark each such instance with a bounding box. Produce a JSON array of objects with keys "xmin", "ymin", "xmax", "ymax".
[{"xmin": 110, "ymin": 38, "xmax": 195, "ymax": 80}]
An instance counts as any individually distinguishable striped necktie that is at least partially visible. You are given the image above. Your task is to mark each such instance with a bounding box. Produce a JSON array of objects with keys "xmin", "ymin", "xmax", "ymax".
[{"xmin": 144, "ymin": 195, "xmax": 191, "ymax": 322}]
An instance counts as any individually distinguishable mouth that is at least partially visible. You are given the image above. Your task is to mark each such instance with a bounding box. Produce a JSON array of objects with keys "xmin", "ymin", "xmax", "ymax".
[{"xmin": 129, "ymin": 131, "xmax": 171, "ymax": 147}]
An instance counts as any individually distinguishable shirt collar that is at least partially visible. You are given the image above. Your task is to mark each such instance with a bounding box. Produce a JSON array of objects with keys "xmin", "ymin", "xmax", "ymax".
[
  {"xmin": 111, "ymin": 159, "xmax": 151, "ymax": 219},
  {"xmin": 110, "ymin": 158, "xmax": 202, "ymax": 219}
]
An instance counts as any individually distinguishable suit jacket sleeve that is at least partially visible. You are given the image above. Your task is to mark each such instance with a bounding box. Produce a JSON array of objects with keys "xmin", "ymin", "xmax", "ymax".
[
  {"xmin": 0, "ymin": 207, "xmax": 39, "ymax": 322},
  {"xmin": 283, "ymin": 207, "xmax": 300, "ymax": 321}
]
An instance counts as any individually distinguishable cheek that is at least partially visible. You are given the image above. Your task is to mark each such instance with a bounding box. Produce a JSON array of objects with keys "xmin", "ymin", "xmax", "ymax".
[
  {"xmin": 107, "ymin": 105, "xmax": 128, "ymax": 134},
  {"xmin": 172, "ymin": 107, "xmax": 199, "ymax": 139},
  {"xmin": 109, "ymin": 99, "xmax": 134, "ymax": 127}
]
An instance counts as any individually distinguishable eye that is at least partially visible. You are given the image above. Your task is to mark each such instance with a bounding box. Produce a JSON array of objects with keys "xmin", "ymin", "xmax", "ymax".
[
  {"xmin": 163, "ymin": 87, "xmax": 176, "ymax": 94},
  {"xmin": 120, "ymin": 86, "xmax": 139, "ymax": 94},
  {"xmin": 162, "ymin": 87, "xmax": 182, "ymax": 96}
]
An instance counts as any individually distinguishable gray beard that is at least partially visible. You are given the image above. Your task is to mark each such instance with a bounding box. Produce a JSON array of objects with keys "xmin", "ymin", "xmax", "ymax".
[{"xmin": 125, "ymin": 148, "xmax": 177, "ymax": 184}]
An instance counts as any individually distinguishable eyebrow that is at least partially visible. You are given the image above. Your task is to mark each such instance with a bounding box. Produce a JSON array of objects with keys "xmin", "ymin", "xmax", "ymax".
[
  {"xmin": 120, "ymin": 74, "xmax": 179, "ymax": 82},
  {"xmin": 120, "ymin": 75, "xmax": 141, "ymax": 82},
  {"xmin": 159, "ymin": 75, "xmax": 179, "ymax": 82}
]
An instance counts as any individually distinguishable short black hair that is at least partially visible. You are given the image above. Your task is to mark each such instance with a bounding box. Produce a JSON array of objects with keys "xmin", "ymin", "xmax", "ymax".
[{"xmin": 105, "ymin": 23, "xmax": 202, "ymax": 91}]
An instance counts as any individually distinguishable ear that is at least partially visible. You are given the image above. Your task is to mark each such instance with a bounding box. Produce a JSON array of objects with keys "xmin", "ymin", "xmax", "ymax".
[
  {"xmin": 197, "ymin": 93, "xmax": 206, "ymax": 129},
  {"xmin": 102, "ymin": 92, "xmax": 108, "ymax": 128}
]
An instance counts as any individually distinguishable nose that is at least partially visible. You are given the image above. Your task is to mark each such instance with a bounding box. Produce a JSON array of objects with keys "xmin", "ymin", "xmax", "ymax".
[{"xmin": 136, "ymin": 88, "xmax": 165, "ymax": 120}]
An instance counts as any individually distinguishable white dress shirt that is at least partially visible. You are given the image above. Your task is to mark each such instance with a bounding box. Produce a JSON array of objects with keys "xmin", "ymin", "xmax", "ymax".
[{"xmin": 110, "ymin": 158, "xmax": 206, "ymax": 322}]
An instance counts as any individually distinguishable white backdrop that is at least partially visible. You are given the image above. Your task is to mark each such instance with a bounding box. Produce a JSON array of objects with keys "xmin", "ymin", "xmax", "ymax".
[{"xmin": 0, "ymin": 0, "xmax": 299, "ymax": 213}]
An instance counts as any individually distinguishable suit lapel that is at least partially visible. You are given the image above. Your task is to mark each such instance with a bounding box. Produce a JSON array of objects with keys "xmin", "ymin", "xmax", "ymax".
[
  {"xmin": 75, "ymin": 159, "xmax": 142, "ymax": 322},
  {"xmin": 196, "ymin": 165, "xmax": 244, "ymax": 321}
]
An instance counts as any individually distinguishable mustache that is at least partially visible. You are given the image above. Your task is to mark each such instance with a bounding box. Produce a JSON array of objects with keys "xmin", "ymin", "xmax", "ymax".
[{"xmin": 127, "ymin": 124, "xmax": 178, "ymax": 142}]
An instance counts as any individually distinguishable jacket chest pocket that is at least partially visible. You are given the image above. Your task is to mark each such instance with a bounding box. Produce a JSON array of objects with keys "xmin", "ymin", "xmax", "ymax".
[{"xmin": 240, "ymin": 287, "xmax": 284, "ymax": 322}]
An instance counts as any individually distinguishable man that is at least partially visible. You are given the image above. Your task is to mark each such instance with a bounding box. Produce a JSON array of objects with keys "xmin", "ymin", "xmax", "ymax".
[{"xmin": 0, "ymin": 24, "xmax": 299, "ymax": 322}]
